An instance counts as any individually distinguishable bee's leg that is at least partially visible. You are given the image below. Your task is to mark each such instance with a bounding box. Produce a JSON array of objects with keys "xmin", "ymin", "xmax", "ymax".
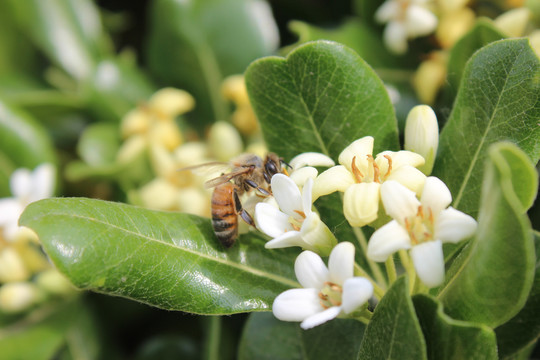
[
  {"xmin": 234, "ymin": 188, "xmax": 255, "ymax": 227},
  {"xmin": 244, "ymin": 179, "xmax": 271, "ymax": 196}
]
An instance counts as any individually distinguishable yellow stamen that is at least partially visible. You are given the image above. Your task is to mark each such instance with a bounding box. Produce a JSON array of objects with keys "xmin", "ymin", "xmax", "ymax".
[
  {"xmin": 383, "ymin": 154, "xmax": 393, "ymax": 178},
  {"xmin": 351, "ymin": 156, "xmax": 364, "ymax": 183}
]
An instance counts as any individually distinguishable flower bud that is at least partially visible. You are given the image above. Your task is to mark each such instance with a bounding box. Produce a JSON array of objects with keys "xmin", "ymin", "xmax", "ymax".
[
  {"xmin": 208, "ymin": 121, "xmax": 243, "ymax": 162},
  {"xmin": 404, "ymin": 105, "xmax": 439, "ymax": 175},
  {"xmin": 494, "ymin": 7, "xmax": 531, "ymax": 37},
  {"xmin": 139, "ymin": 179, "xmax": 179, "ymax": 211},
  {"xmin": 0, "ymin": 248, "xmax": 29, "ymax": 283},
  {"xmin": 413, "ymin": 52, "xmax": 447, "ymax": 105},
  {"xmin": 0, "ymin": 282, "xmax": 40, "ymax": 313},
  {"xmin": 149, "ymin": 88, "xmax": 195, "ymax": 117},
  {"xmin": 35, "ymin": 269, "xmax": 75, "ymax": 296}
]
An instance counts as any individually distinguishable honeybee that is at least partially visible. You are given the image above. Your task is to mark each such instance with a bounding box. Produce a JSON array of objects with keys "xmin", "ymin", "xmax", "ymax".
[{"xmin": 183, "ymin": 153, "xmax": 285, "ymax": 248}]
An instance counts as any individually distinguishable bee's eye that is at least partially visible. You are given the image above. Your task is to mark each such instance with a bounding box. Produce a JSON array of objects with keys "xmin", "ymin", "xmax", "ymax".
[{"xmin": 265, "ymin": 161, "xmax": 278, "ymax": 176}]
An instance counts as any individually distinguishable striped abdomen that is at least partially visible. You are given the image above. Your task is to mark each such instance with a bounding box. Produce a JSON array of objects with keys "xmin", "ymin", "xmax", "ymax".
[{"xmin": 211, "ymin": 183, "xmax": 238, "ymax": 248}]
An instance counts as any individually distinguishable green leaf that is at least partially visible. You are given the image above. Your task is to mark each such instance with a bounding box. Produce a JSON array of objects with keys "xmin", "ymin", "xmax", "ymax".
[
  {"xmin": 495, "ymin": 231, "xmax": 540, "ymax": 358},
  {"xmin": 287, "ymin": 19, "xmax": 399, "ymax": 69},
  {"xmin": 438, "ymin": 142, "xmax": 537, "ymax": 328},
  {"xmin": 246, "ymin": 40, "xmax": 399, "ymax": 162},
  {"xmin": 0, "ymin": 100, "xmax": 57, "ymax": 196},
  {"xmin": 20, "ymin": 198, "xmax": 299, "ymax": 314},
  {"xmin": 446, "ymin": 19, "xmax": 505, "ymax": 96},
  {"xmin": 358, "ymin": 276, "xmax": 427, "ymax": 360},
  {"xmin": 412, "ymin": 294, "xmax": 497, "ymax": 360},
  {"xmin": 238, "ymin": 312, "xmax": 365, "ymax": 360},
  {"xmin": 433, "ymin": 39, "xmax": 540, "ymax": 218},
  {"xmin": 146, "ymin": 0, "xmax": 278, "ymax": 127},
  {"xmin": 5, "ymin": 0, "xmax": 110, "ymax": 80},
  {"xmin": 0, "ymin": 301, "xmax": 87, "ymax": 360}
]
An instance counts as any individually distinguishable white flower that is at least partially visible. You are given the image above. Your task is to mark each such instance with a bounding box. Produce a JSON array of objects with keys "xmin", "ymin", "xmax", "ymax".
[
  {"xmin": 375, "ymin": 0, "xmax": 438, "ymax": 54},
  {"xmin": 255, "ymin": 174, "xmax": 337, "ymax": 256},
  {"xmin": 0, "ymin": 164, "xmax": 55, "ymax": 242},
  {"xmin": 313, "ymin": 136, "xmax": 426, "ymax": 227},
  {"xmin": 404, "ymin": 105, "xmax": 439, "ymax": 175},
  {"xmin": 367, "ymin": 177, "xmax": 477, "ymax": 287},
  {"xmin": 273, "ymin": 242, "xmax": 373, "ymax": 329},
  {"xmin": 288, "ymin": 152, "xmax": 335, "ymax": 187}
]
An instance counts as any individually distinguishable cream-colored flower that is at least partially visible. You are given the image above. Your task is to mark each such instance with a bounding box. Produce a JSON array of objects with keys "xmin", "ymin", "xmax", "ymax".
[
  {"xmin": 313, "ymin": 136, "xmax": 426, "ymax": 227},
  {"xmin": 375, "ymin": 0, "xmax": 438, "ymax": 54},
  {"xmin": 273, "ymin": 242, "xmax": 373, "ymax": 329},
  {"xmin": 367, "ymin": 177, "xmax": 477, "ymax": 287}
]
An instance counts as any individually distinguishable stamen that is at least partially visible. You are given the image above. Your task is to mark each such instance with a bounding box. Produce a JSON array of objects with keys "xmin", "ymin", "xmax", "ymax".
[
  {"xmin": 320, "ymin": 300, "xmax": 330, "ymax": 309},
  {"xmin": 291, "ymin": 223, "xmax": 300, "ymax": 231},
  {"xmin": 417, "ymin": 205, "xmax": 424, "ymax": 218},
  {"xmin": 351, "ymin": 156, "xmax": 363, "ymax": 183},
  {"xmin": 368, "ymin": 155, "xmax": 381, "ymax": 183},
  {"xmin": 383, "ymin": 155, "xmax": 393, "ymax": 178},
  {"xmin": 294, "ymin": 210, "xmax": 306, "ymax": 218}
]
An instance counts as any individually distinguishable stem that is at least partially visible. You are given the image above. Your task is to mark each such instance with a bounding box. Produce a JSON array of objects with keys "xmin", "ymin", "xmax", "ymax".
[
  {"xmin": 355, "ymin": 311, "xmax": 374, "ymax": 325},
  {"xmin": 352, "ymin": 226, "xmax": 387, "ymax": 287},
  {"xmin": 385, "ymin": 256, "xmax": 397, "ymax": 285},
  {"xmin": 204, "ymin": 316, "xmax": 221, "ymax": 360},
  {"xmin": 355, "ymin": 263, "xmax": 385, "ymax": 299},
  {"xmin": 398, "ymin": 250, "xmax": 416, "ymax": 294}
]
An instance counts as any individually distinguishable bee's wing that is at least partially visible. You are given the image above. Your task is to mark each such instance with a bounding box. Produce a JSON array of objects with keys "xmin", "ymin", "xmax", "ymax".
[
  {"xmin": 178, "ymin": 162, "xmax": 231, "ymax": 177},
  {"xmin": 204, "ymin": 167, "xmax": 252, "ymax": 189}
]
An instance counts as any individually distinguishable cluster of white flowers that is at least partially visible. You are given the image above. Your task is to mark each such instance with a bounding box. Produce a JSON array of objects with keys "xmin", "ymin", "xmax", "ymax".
[{"xmin": 255, "ymin": 105, "xmax": 478, "ymax": 329}]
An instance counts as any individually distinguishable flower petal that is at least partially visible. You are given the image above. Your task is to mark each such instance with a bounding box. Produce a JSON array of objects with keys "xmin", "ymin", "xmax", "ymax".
[
  {"xmin": 405, "ymin": 5, "xmax": 438, "ymax": 37},
  {"xmin": 380, "ymin": 180, "xmax": 420, "ymax": 224},
  {"xmin": 271, "ymin": 174, "xmax": 303, "ymax": 218},
  {"xmin": 255, "ymin": 203, "xmax": 292, "ymax": 238},
  {"xmin": 295, "ymin": 250, "xmax": 329, "ymax": 289},
  {"xmin": 383, "ymin": 21, "xmax": 408, "ymax": 54},
  {"xmin": 367, "ymin": 220, "xmax": 411, "ymax": 262},
  {"xmin": 375, "ymin": 0, "xmax": 400, "ymax": 23},
  {"xmin": 328, "ymin": 242, "xmax": 355, "ymax": 285},
  {"xmin": 289, "ymin": 152, "xmax": 335, "ymax": 170},
  {"xmin": 312, "ymin": 165, "xmax": 355, "ymax": 200},
  {"xmin": 435, "ymin": 207, "xmax": 477, "ymax": 243},
  {"xmin": 376, "ymin": 150, "xmax": 425, "ymax": 173},
  {"xmin": 301, "ymin": 306, "xmax": 342, "ymax": 330},
  {"xmin": 386, "ymin": 166, "xmax": 426, "ymax": 196},
  {"xmin": 273, "ymin": 288, "xmax": 322, "ymax": 322},
  {"xmin": 338, "ymin": 136, "xmax": 374, "ymax": 172},
  {"xmin": 302, "ymin": 177, "xmax": 314, "ymax": 215},
  {"xmin": 10, "ymin": 168, "xmax": 32, "ymax": 199},
  {"xmin": 421, "ymin": 176, "xmax": 452, "ymax": 216},
  {"xmin": 265, "ymin": 231, "xmax": 305, "ymax": 249},
  {"xmin": 290, "ymin": 166, "xmax": 318, "ymax": 188},
  {"xmin": 343, "ymin": 182, "xmax": 381, "ymax": 227},
  {"xmin": 342, "ymin": 277, "xmax": 373, "ymax": 314},
  {"xmin": 29, "ymin": 163, "xmax": 55, "ymax": 202},
  {"xmin": 410, "ymin": 240, "xmax": 445, "ymax": 287}
]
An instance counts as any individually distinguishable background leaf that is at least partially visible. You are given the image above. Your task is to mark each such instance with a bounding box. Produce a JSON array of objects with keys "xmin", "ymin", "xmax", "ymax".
[
  {"xmin": 412, "ymin": 294, "xmax": 497, "ymax": 360},
  {"xmin": 446, "ymin": 19, "xmax": 505, "ymax": 98},
  {"xmin": 433, "ymin": 39, "xmax": 540, "ymax": 218},
  {"xmin": 495, "ymin": 231, "xmax": 540, "ymax": 358},
  {"xmin": 0, "ymin": 100, "xmax": 57, "ymax": 196},
  {"xmin": 146, "ymin": 0, "xmax": 278, "ymax": 128},
  {"xmin": 238, "ymin": 312, "xmax": 365, "ymax": 360},
  {"xmin": 438, "ymin": 142, "xmax": 537, "ymax": 328},
  {"xmin": 20, "ymin": 198, "xmax": 299, "ymax": 314},
  {"xmin": 246, "ymin": 40, "xmax": 399, "ymax": 162},
  {"xmin": 358, "ymin": 276, "xmax": 427, "ymax": 360}
]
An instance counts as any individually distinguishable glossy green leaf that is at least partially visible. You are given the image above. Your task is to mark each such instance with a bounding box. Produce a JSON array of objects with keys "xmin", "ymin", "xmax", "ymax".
[
  {"xmin": 433, "ymin": 39, "xmax": 540, "ymax": 218},
  {"xmin": 238, "ymin": 312, "xmax": 365, "ymax": 360},
  {"xmin": 287, "ymin": 19, "xmax": 399, "ymax": 68},
  {"xmin": 146, "ymin": 0, "xmax": 278, "ymax": 126},
  {"xmin": 20, "ymin": 198, "xmax": 299, "ymax": 314},
  {"xmin": 0, "ymin": 100, "xmax": 57, "ymax": 196},
  {"xmin": 495, "ymin": 231, "xmax": 540, "ymax": 358},
  {"xmin": 246, "ymin": 40, "xmax": 399, "ymax": 162},
  {"xmin": 413, "ymin": 294, "xmax": 497, "ymax": 360},
  {"xmin": 358, "ymin": 276, "xmax": 427, "ymax": 359},
  {"xmin": 446, "ymin": 19, "xmax": 505, "ymax": 96},
  {"xmin": 5, "ymin": 0, "xmax": 110, "ymax": 80},
  {"xmin": 438, "ymin": 142, "xmax": 537, "ymax": 327}
]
